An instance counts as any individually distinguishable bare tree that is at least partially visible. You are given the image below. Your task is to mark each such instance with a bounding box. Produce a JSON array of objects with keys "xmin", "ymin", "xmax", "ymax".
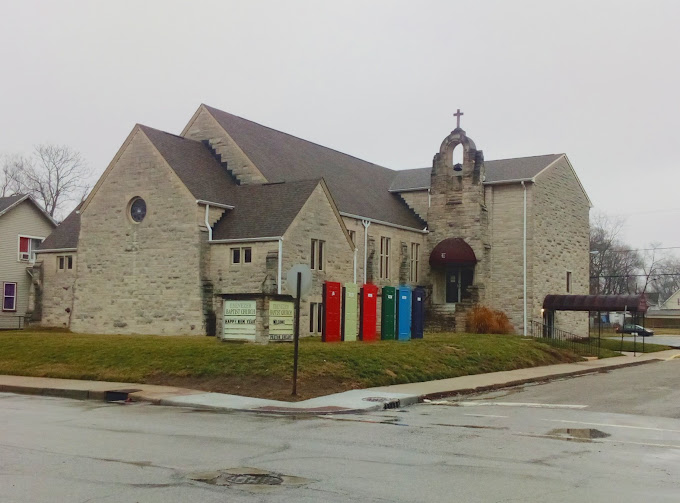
[
  {"xmin": 589, "ymin": 212, "xmax": 643, "ymax": 295},
  {"xmin": 9, "ymin": 144, "xmax": 90, "ymax": 217},
  {"xmin": 1, "ymin": 154, "xmax": 24, "ymax": 197},
  {"xmin": 653, "ymin": 255, "xmax": 680, "ymax": 303}
]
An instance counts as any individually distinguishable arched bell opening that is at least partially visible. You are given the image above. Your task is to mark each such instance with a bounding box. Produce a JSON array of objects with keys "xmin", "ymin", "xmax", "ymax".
[
  {"xmin": 429, "ymin": 238, "xmax": 477, "ymax": 304},
  {"xmin": 452, "ymin": 144, "xmax": 464, "ymax": 172}
]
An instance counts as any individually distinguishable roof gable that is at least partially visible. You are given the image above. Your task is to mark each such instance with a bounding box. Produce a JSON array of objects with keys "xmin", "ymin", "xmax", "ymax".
[
  {"xmin": 202, "ymin": 105, "xmax": 425, "ymax": 230},
  {"xmin": 0, "ymin": 194, "xmax": 56, "ymax": 226},
  {"xmin": 139, "ymin": 125, "xmax": 240, "ymax": 206},
  {"xmin": 212, "ymin": 179, "xmax": 321, "ymax": 240}
]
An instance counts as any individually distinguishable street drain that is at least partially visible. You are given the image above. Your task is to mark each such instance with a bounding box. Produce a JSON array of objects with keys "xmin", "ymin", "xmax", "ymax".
[
  {"xmin": 188, "ymin": 468, "xmax": 310, "ymax": 489},
  {"xmin": 547, "ymin": 428, "xmax": 611, "ymax": 441},
  {"xmin": 362, "ymin": 397, "xmax": 401, "ymax": 409}
]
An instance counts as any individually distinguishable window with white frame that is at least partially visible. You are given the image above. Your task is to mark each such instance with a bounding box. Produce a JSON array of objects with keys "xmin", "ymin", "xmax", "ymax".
[
  {"xmin": 410, "ymin": 243, "xmax": 420, "ymax": 283},
  {"xmin": 57, "ymin": 255, "xmax": 73, "ymax": 271},
  {"xmin": 231, "ymin": 247, "xmax": 252, "ymax": 265},
  {"xmin": 309, "ymin": 302, "xmax": 323, "ymax": 333},
  {"xmin": 380, "ymin": 237, "xmax": 390, "ymax": 279},
  {"xmin": 566, "ymin": 271, "xmax": 573, "ymax": 293},
  {"xmin": 311, "ymin": 239, "xmax": 325, "ymax": 271},
  {"xmin": 2, "ymin": 282, "xmax": 17, "ymax": 312},
  {"xmin": 18, "ymin": 236, "xmax": 43, "ymax": 262}
]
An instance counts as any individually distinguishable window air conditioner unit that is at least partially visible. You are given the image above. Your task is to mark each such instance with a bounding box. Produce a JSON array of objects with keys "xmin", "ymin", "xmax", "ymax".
[{"xmin": 20, "ymin": 252, "xmax": 30, "ymax": 261}]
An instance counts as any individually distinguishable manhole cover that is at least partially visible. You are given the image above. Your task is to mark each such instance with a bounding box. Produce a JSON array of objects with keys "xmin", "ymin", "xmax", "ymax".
[{"xmin": 188, "ymin": 468, "xmax": 310, "ymax": 488}]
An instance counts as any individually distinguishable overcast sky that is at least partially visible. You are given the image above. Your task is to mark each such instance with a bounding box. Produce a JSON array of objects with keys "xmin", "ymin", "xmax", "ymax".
[{"xmin": 1, "ymin": 0, "xmax": 678, "ymax": 251}]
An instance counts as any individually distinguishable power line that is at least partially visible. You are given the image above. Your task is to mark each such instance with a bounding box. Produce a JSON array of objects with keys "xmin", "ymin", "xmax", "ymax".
[
  {"xmin": 590, "ymin": 273, "xmax": 680, "ymax": 278},
  {"xmin": 592, "ymin": 246, "xmax": 680, "ymax": 253}
]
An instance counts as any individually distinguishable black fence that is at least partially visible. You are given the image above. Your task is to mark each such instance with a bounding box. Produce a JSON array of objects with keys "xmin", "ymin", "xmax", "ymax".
[
  {"xmin": 0, "ymin": 316, "xmax": 26, "ymax": 331},
  {"xmin": 529, "ymin": 320, "xmax": 600, "ymax": 357}
]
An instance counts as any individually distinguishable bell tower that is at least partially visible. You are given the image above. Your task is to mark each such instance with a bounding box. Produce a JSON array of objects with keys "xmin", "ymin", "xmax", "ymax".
[{"xmin": 427, "ymin": 110, "xmax": 490, "ymax": 306}]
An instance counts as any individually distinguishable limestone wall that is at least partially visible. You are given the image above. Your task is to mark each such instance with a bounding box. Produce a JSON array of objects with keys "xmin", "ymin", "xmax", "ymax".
[
  {"xmin": 37, "ymin": 252, "xmax": 77, "ymax": 328},
  {"xmin": 71, "ymin": 129, "xmax": 206, "ymax": 335},
  {"xmin": 397, "ymin": 190, "xmax": 429, "ymax": 221},
  {"xmin": 531, "ymin": 158, "xmax": 590, "ymax": 336},
  {"xmin": 282, "ymin": 184, "xmax": 355, "ymax": 336},
  {"xmin": 486, "ymin": 183, "xmax": 533, "ymax": 334}
]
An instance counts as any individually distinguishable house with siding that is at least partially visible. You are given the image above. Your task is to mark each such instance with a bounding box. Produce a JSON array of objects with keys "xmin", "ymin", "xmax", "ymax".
[
  {"xmin": 34, "ymin": 105, "xmax": 591, "ymax": 337},
  {"xmin": 0, "ymin": 194, "xmax": 56, "ymax": 329}
]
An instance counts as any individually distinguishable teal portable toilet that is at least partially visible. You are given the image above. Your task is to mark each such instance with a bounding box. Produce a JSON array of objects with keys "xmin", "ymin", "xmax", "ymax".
[{"xmin": 397, "ymin": 286, "xmax": 412, "ymax": 340}]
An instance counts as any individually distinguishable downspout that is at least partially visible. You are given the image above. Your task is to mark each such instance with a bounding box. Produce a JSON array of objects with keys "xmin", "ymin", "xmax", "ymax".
[
  {"xmin": 204, "ymin": 203, "xmax": 212, "ymax": 241},
  {"xmin": 353, "ymin": 247, "xmax": 357, "ymax": 284},
  {"xmin": 521, "ymin": 181, "xmax": 527, "ymax": 336},
  {"xmin": 278, "ymin": 237, "xmax": 283, "ymax": 295},
  {"xmin": 362, "ymin": 219, "xmax": 371, "ymax": 284}
]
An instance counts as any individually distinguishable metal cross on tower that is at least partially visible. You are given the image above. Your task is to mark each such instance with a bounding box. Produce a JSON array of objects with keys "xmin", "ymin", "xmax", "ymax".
[{"xmin": 453, "ymin": 109, "xmax": 464, "ymax": 128}]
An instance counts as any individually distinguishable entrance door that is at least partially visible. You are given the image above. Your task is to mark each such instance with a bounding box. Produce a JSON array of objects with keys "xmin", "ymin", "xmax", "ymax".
[{"xmin": 446, "ymin": 269, "xmax": 459, "ymax": 303}]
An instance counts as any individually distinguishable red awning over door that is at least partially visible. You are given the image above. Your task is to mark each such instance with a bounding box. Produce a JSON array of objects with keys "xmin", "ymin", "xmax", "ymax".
[{"xmin": 429, "ymin": 238, "xmax": 477, "ymax": 267}]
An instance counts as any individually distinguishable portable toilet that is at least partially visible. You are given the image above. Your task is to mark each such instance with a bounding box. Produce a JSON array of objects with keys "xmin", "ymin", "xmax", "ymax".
[
  {"xmin": 342, "ymin": 283, "xmax": 359, "ymax": 342},
  {"xmin": 381, "ymin": 286, "xmax": 397, "ymax": 340},
  {"xmin": 411, "ymin": 286, "xmax": 425, "ymax": 339},
  {"xmin": 359, "ymin": 283, "xmax": 378, "ymax": 341},
  {"xmin": 322, "ymin": 281, "xmax": 342, "ymax": 342},
  {"xmin": 397, "ymin": 286, "xmax": 412, "ymax": 341}
]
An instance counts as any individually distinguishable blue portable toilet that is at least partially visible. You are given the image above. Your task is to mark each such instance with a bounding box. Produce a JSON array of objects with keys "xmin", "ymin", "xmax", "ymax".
[
  {"xmin": 397, "ymin": 286, "xmax": 412, "ymax": 341},
  {"xmin": 411, "ymin": 286, "xmax": 425, "ymax": 339}
]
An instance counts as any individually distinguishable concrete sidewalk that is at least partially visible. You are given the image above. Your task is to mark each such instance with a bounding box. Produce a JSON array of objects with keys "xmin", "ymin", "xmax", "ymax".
[{"xmin": 2, "ymin": 349, "xmax": 679, "ymax": 415}]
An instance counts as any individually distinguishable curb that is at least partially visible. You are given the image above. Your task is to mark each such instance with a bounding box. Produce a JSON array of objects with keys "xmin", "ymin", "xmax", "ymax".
[{"xmin": 418, "ymin": 358, "xmax": 662, "ymax": 401}]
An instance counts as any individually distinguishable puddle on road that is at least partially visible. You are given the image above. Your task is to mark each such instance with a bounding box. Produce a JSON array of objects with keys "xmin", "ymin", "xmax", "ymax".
[
  {"xmin": 548, "ymin": 428, "xmax": 611, "ymax": 441},
  {"xmin": 434, "ymin": 423, "xmax": 508, "ymax": 431},
  {"xmin": 188, "ymin": 467, "xmax": 311, "ymax": 490}
]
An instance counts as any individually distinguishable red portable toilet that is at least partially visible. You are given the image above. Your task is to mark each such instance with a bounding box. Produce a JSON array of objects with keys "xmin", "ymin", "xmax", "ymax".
[
  {"xmin": 359, "ymin": 283, "xmax": 378, "ymax": 341},
  {"xmin": 323, "ymin": 281, "xmax": 342, "ymax": 342}
]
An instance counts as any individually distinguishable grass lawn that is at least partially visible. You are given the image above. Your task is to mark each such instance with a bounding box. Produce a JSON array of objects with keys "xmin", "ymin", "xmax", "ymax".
[
  {"xmin": 595, "ymin": 337, "xmax": 671, "ymax": 354},
  {"xmin": 0, "ymin": 330, "xmax": 615, "ymax": 401}
]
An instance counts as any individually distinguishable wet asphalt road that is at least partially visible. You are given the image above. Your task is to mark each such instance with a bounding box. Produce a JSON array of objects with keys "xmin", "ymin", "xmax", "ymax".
[{"xmin": 2, "ymin": 360, "xmax": 680, "ymax": 502}]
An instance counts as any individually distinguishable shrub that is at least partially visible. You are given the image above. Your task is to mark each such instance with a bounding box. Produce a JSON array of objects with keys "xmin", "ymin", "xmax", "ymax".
[{"xmin": 465, "ymin": 305, "xmax": 514, "ymax": 334}]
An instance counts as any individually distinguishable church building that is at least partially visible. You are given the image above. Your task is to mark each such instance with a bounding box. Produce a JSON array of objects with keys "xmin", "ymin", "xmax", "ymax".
[{"xmin": 33, "ymin": 105, "xmax": 591, "ymax": 337}]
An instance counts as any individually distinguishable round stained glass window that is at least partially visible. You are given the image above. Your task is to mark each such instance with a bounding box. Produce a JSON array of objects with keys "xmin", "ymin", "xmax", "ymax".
[{"xmin": 130, "ymin": 198, "xmax": 146, "ymax": 223}]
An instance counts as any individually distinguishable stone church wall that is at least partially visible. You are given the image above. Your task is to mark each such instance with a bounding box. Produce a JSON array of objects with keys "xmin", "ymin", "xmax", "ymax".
[
  {"xmin": 487, "ymin": 183, "xmax": 534, "ymax": 334},
  {"xmin": 283, "ymin": 184, "xmax": 355, "ymax": 337},
  {"xmin": 397, "ymin": 190, "xmax": 429, "ymax": 221},
  {"xmin": 71, "ymin": 130, "xmax": 206, "ymax": 335},
  {"xmin": 37, "ymin": 252, "xmax": 77, "ymax": 328},
  {"xmin": 531, "ymin": 159, "xmax": 590, "ymax": 336}
]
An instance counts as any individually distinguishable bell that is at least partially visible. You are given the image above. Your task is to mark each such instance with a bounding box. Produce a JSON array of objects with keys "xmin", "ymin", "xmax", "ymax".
[{"xmin": 453, "ymin": 163, "xmax": 463, "ymax": 172}]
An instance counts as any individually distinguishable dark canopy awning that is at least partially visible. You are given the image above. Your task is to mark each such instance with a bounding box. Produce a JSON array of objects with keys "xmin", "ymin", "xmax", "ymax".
[
  {"xmin": 429, "ymin": 238, "xmax": 477, "ymax": 267},
  {"xmin": 543, "ymin": 294, "xmax": 649, "ymax": 313}
]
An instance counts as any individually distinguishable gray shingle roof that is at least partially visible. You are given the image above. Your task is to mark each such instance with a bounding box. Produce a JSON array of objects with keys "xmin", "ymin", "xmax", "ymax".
[
  {"xmin": 212, "ymin": 179, "xmax": 322, "ymax": 240},
  {"xmin": 139, "ymin": 125, "xmax": 240, "ymax": 206},
  {"xmin": 0, "ymin": 194, "xmax": 26, "ymax": 215},
  {"xmin": 388, "ymin": 154, "xmax": 564, "ymax": 192},
  {"xmin": 204, "ymin": 105, "xmax": 426, "ymax": 229},
  {"xmin": 38, "ymin": 206, "xmax": 81, "ymax": 251}
]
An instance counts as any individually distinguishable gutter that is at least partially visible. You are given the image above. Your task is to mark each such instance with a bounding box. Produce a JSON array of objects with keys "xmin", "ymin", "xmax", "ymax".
[
  {"xmin": 340, "ymin": 212, "xmax": 428, "ymax": 234},
  {"xmin": 521, "ymin": 181, "xmax": 527, "ymax": 336},
  {"xmin": 209, "ymin": 236, "xmax": 282, "ymax": 243},
  {"xmin": 36, "ymin": 248, "xmax": 78, "ymax": 254}
]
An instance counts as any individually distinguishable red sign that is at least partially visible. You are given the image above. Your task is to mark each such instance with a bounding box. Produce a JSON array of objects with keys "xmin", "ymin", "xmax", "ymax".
[
  {"xmin": 360, "ymin": 283, "xmax": 378, "ymax": 341},
  {"xmin": 323, "ymin": 281, "xmax": 342, "ymax": 342}
]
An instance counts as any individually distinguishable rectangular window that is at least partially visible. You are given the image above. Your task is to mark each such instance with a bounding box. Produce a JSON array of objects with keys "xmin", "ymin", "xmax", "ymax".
[
  {"xmin": 380, "ymin": 237, "xmax": 390, "ymax": 279},
  {"xmin": 231, "ymin": 247, "xmax": 251, "ymax": 265},
  {"xmin": 311, "ymin": 239, "xmax": 325, "ymax": 271},
  {"xmin": 309, "ymin": 302, "xmax": 324, "ymax": 333},
  {"xmin": 57, "ymin": 255, "xmax": 73, "ymax": 271},
  {"xmin": 18, "ymin": 236, "xmax": 43, "ymax": 262},
  {"xmin": 566, "ymin": 271, "xmax": 572, "ymax": 293},
  {"xmin": 410, "ymin": 243, "xmax": 420, "ymax": 283},
  {"xmin": 348, "ymin": 230, "xmax": 356, "ymax": 244},
  {"xmin": 2, "ymin": 282, "xmax": 17, "ymax": 311}
]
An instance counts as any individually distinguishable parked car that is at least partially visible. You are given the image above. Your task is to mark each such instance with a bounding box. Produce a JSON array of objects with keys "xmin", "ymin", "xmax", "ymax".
[{"xmin": 616, "ymin": 324, "xmax": 654, "ymax": 337}]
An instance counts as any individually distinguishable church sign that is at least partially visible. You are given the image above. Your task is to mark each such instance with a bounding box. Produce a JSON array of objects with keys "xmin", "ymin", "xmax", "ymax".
[
  {"xmin": 223, "ymin": 300, "xmax": 257, "ymax": 341},
  {"xmin": 269, "ymin": 300, "xmax": 294, "ymax": 342}
]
